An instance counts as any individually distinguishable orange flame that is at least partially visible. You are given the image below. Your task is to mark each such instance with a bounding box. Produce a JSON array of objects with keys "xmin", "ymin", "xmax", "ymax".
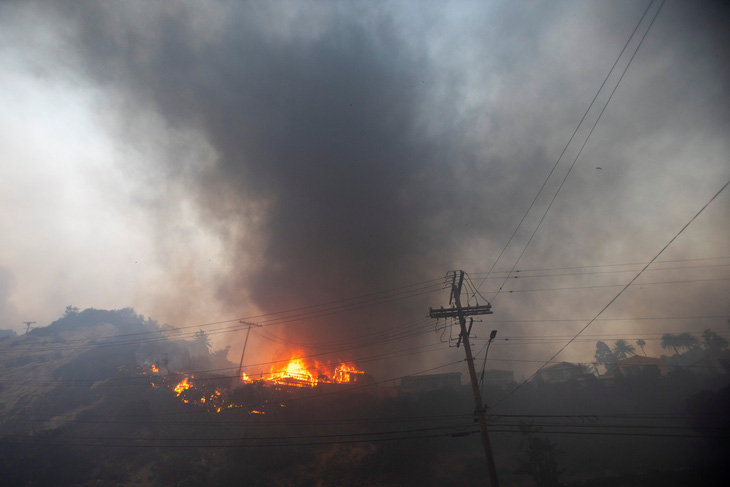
[
  {"xmin": 147, "ymin": 354, "xmax": 365, "ymax": 415},
  {"xmin": 174, "ymin": 377, "xmax": 191, "ymax": 396},
  {"xmin": 268, "ymin": 358, "xmax": 317, "ymax": 387},
  {"xmin": 334, "ymin": 363, "xmax": 360, "ymax": 383},
  {"xmin": 255, "ymin": 356, "xmax": 364, "ymax": 388}
]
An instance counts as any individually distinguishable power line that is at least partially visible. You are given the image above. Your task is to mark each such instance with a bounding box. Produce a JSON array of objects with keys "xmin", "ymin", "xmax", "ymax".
[
  {"xmin": 0, "ymin": 284, "xmax": 444, "ymax": 354},
  {"xmin": 472, "ymin": 256, "xmax": 730, "ymax": 276},
  {"xmin": 476, "ymin": 315, "xmax": 728, "ymax": 324},
  {"xmin": 472, "ymin": 263, "xmax": 730, "ymax": 280},
  {"xmin": 490, "ymin": 0, "xmax": 667, "ymax": 304},
  {"xmin": 487, "ymin": 277, "xmax": 730, "ymax": 294},
  {"xmin": 475, "ymin": 0, "xmax": 659, "ymax": 296},
  {"xmin": 4, "ymin": 277, "xmax": 444, "ymax": 351},
  {"xmin": 1, "ymin": 426, "xmax": 716, "ymax": 450},
  {"xmin": 491, "ymin": 178, "xmax": 730, "ymax": 410}
]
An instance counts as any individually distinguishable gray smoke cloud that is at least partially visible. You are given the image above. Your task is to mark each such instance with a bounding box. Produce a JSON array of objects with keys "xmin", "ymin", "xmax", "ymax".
[
  {"xmin": 43, "ymin": 2, "xmax": 503, "ymax": 321},
  {"xmin": 2, "ymin": 0, "xmax": 729, "ymax": 376}
]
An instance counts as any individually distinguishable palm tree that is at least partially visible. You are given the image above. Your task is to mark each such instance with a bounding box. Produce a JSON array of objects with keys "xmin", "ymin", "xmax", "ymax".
[
  {"xmin": 702, "ymin": 328, "xmax": 729, "ymax": 356},
  {"xmin": 636, "ymin": 339, "xmax": 647, "ymax": 356},
  {"xmin": 613, "ymin": 339, "xmax": 636, "ymax": 360},
  {"xmin": 675, "ymin": 332, "xmax": 700, "ymax": 352},
  {"xmin": 661, "ymin": 333, "xmax": 681, "ymax": 356}
]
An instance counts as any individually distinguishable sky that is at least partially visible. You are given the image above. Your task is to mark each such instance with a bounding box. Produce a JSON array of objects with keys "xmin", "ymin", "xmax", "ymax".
[{"xmin": 1, "ymin": 0, "xmax": 729, "ymax": 379}]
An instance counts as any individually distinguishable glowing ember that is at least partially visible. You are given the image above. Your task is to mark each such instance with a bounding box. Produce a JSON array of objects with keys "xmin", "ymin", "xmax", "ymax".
[
  {"xmin": 150, "ymin": 364, "xmax": 159, "ymax": 373},
  {"xmin": 174, "ymin": 377, "xmax": 191, "ymax": 396}
]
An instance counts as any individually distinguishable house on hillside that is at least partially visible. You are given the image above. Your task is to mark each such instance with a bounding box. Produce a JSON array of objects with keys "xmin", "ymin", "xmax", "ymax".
[
  {"xmin": 614, "ymin": 355, "xmax": 668, "ymax": 377},
  {"xmin": 683, "ymin": 349, "xmax": 730, "ymax": 376},
  {"xmin": 534, "ymin": 362, "xmax": 593, "ymax": 383},
  {"xmin": 400, "ymin": 373, "xmax": 462, "ymax": 394},
  {"xmin": 661, "ymin": 348, "xmax": 730, "ymax": 376}
]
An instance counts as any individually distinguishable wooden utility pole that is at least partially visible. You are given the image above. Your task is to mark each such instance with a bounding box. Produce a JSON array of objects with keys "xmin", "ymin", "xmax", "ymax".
[
  {"xmin": 237, "ymin": 321, "xmax": 261, "ymax": 379},
  {"xmin": 22, "ymin": 321, "xmax": 36, "ymax": 334},
  {"xmin": 429, "ymin": 271, "xmax": 499, "ymax": 487}
]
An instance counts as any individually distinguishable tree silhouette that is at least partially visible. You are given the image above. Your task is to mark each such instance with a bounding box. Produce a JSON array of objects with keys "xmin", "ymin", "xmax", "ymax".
[
  {"xmin": 661, "ymin": 333, "xmax": 681, "ymax": 356},
  {"xmin": 636, "ymin": 339, "xmax": 647, "ymax": 356},
  {"xmin": 702, "ymin": 329, "xmax": 728, "ymax": 357},
  {"xmin": 594, "ymin": 341, "xmax": 617, "ymax": 374},
  {"xmin": 661, "ymin": 332, "xmax": 700, "ymax": 356},
  {"xmin": 612, "ymin": 339, "xmax": 636, "ymax": 360},
  {"xmin": 64, "ymin": 305, "xmax": 80, "ymax": 317},
  {"xmin": 192, "ymin": 330, "xmax": 211, "ymax": 355},
  {"xmin": 594, "ymin": 341, "xmax": 615, "ymax": 363},
  {"xmin": 675, "ymin": 332, "xmax": 700, "ymax": 352}
]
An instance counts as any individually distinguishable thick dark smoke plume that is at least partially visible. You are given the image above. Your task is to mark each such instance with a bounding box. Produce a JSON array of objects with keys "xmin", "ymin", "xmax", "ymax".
[
  {"xmin": 5, "ymin": 1, "xmax": 728, "ymax": 374},
  {"xmin": 50, "ymin": 2, "xmax": 506, "ymax": 339}
]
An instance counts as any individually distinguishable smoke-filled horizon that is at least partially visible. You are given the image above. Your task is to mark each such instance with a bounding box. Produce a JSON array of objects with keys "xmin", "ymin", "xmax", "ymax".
[{"xmin": 1, "ymin": 0, "xmax": 729, "ymax": 378}]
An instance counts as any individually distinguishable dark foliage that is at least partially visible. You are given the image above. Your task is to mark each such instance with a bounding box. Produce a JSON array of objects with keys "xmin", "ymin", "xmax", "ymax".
[{"xmin": 29, "ymin": 307, "xmax": 152, "ymax": 337}]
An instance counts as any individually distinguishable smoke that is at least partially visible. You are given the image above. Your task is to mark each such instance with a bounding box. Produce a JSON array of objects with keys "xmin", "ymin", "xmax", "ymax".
[
  {"xmin": 40, "ymin": 1, "xmax": 503, "ymax": 334},
  {"xmin": 2, "ymin": 1, "xmax": 729, "ymax": 376},
  {"xmin": 0, "ymin": 268, "xmax": 19, "ymax": 331}
]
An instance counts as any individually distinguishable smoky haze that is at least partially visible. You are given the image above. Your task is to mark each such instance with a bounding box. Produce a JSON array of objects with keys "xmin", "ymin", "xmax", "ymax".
[
  {"xmin": 38, "ymin": 1, "xmax": 511, "ymax": 351},
  {"xmin": 1, "ymin": 1, "xmax": 729, "ymax": 377}
]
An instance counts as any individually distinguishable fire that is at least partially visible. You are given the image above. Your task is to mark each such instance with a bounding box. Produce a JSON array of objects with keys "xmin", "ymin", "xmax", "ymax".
[
  {"xmin": 142, "ymin": 353, "xmax": 367, "ymax": 415},
  {"xmin": 334, "ymin": 364, "xmax": 359, "ymax": 383},
  {"xmin": 268, "ymin": 358, "xmax": 317, "ymax": 387},
  {"xmin": 240, "ymin": 355, "xmax": 365, "ymax": 388},
  {"xmin": 174, "ymin": 377, "xmax": 191, "ymax": 396}
]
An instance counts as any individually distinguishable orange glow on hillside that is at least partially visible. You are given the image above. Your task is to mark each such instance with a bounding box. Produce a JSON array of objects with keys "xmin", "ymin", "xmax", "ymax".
[
  {"xmin": 174, "ymin": 377, "xmax": 191, "ymax": 396},
  {"xmin": 142, "ymin": 353, "xmax": 367, "ymax": 415},
  {"xmin": 269, "ymin": 357, "xmax": 317, "ymax": 387},
  {"xmin": 240, "ymin": 355, "xmax": 365, "ymax": 388}
]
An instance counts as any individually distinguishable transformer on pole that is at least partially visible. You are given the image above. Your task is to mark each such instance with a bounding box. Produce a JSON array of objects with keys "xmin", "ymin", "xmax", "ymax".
[{"xmin": 429, "ymin": 270, "xmax": 499, "ymax": 487}]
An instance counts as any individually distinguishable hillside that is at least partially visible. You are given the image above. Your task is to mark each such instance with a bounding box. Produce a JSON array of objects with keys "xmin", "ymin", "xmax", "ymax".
[{"xmin": 1, "ymin": 308, "xmax": 729, "ymax": 486}]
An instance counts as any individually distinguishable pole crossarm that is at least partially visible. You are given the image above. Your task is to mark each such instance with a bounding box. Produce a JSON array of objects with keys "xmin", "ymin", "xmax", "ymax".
[
  {"xmin": 429, "ymin": 304, "xmax": 492, "ymax": 320},
  {"xmin": 428, "ymin": 270, "xmax": 499, "ymax": 487}
]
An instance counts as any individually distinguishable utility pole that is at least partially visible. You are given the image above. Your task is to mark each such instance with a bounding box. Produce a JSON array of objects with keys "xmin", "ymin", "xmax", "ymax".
[
  {"xmin": 22, "ymin": 321, "xmax": 36, "ymax": 334},
  {"xmin": 237, "ymin": 321, "xmax": 261, "ymax": 379},
  {"xmin": 429, "ymin": 270, "xmax": 499, "ymax": 487}
]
